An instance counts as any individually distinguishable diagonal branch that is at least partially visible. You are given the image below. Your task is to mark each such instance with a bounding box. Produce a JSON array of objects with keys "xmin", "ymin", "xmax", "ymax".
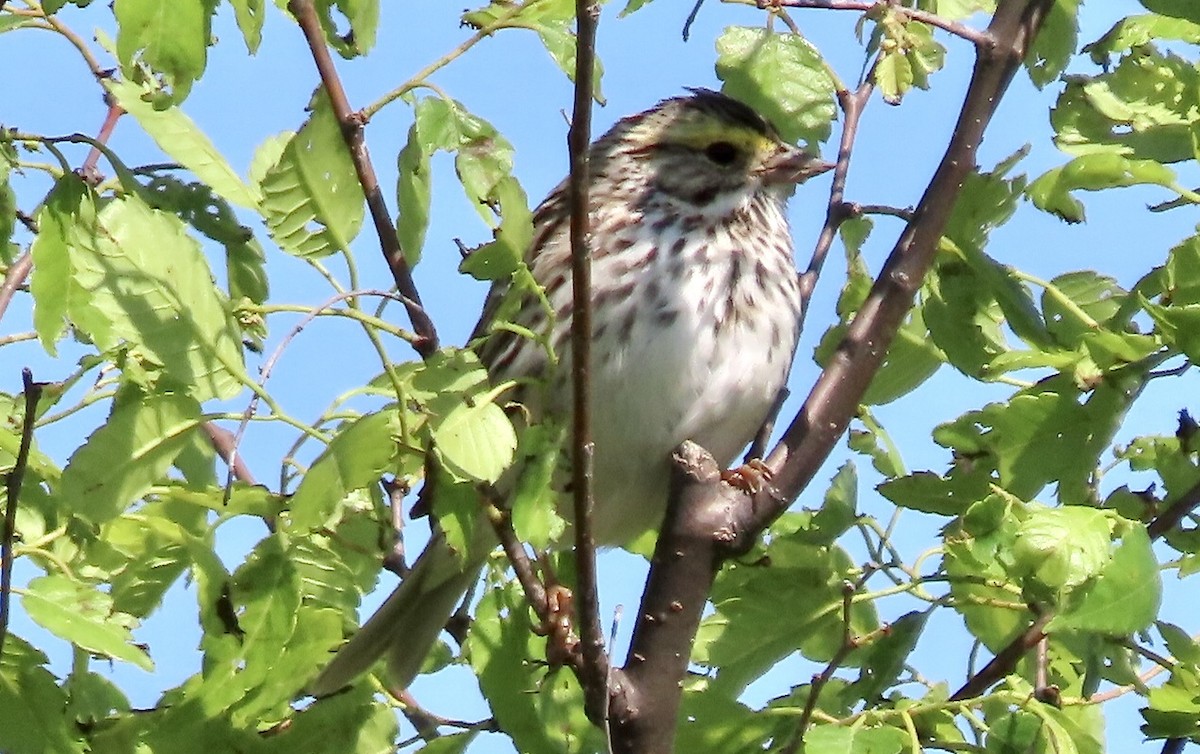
[
  {"xmin": 603, "ymin": 2, "xmax": 1056, "ymax": 751},
  {"xmin": 760, "ymin": 0, "xmax": 1053, "ymax": 521},
  {"xmin": 287, "ymin": 0, "xmax": 439, "ymax": 359}
]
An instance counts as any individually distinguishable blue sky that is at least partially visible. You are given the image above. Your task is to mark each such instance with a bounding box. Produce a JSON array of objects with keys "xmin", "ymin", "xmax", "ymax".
[{"xmin": 3, "ymin": 0, "xmax": 1198, "ymax": 751}]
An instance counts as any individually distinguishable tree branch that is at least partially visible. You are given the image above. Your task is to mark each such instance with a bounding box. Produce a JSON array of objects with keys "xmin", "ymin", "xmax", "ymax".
[
  {"xmin": 761, "ymin": 0, "xmax": 1053, "ymax": 523},
  {"xmin": 1, "ymin": 369, "xmax": 42, "ymax": 658},
  {"xmin": 286, "ymin": 0, "xmax": 439, "ymax": 359},
  {"xmin": 798, "ymin": 79, "xmax": 874, "ymax": 317},
  {"xmin": 772, "ymin": 0, "xmax": 995, "ymax": 48},
  {"xmin": 611, "ymin": 442, "xmax": 752, "ymax": 753},
  {"xmin": 602, "ymin": 2, "xmax": 1055, "ymax": 749},
  {"xmin": 566, "ymin": 0, "xmax": 609, "ymax": 729}
]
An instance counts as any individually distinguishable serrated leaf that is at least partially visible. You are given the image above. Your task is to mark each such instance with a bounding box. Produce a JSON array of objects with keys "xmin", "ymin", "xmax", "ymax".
[
  {"xmin": 1025, "ymin": 0, "xmax": 1081, "ymax": 88},
  {"xmin": 113, "ymin": 0, "xmax": 217, "ymax": 102},
  {"xmin": 60, "ymin": 390, "xmax": 201, "ymax": 525},
  {"xmin": 29, "ymin": 175, "xmax": 94, "ymax": 354},
  {"xmin": 22, "ymin": 575, "xmax": 153, "ymax": 670},
  {"xmin": 1051, "ymin": 524, "xmax": 1161, "ymax": 633},
  {"xmin": 71, "ymin": 195, "xmax": 246, "ymax": 400},
  {"xmin": 470, "ymin": 577, "xmax": 603, "ymax": 754},
  {"xmin": 716, "ymin": 27, "xmax": 837, "ymax": 147},
  {"xmin": 261, "ymin": 684, "xmax": 397, "ymax": 753},
  {"xmin": 258, "ymin": 89, "xmax": 365, "ymax": 258},
  {"xmin": 286, "ymin": 410, "xmax": 399, "ymax": 531},
  {"xmin": 107, "ymin": 79, "xmax": 258, "ymax": 208},
  {"xmin": 432, "ymin": 400, "xmax": 517, "ymax": 484}
]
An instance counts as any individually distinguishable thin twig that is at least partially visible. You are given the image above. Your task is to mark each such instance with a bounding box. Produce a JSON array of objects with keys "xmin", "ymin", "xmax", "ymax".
[
  {"xmin": 1147, "ymin": 474, "xmax": 1200, "ymax": 540},
  {"xmin": 950, "ymin": 611, "xmax": 1052, "ymax": 700},
  {"xmin": 566, "ymin": 0, "xmax": 609, "ymax": 729},
  {"xmin": 287, "ymin": 0, "xmax": 439, "ymax": 359},
  {"xmin": 202, "ymin": 422, "xmax": 258, "ymax": 486},
  {"xmin": 79, "ymin": 101, "xmax": 124, "ymax": 182},
  {"xmin": 1, "ymin": 369, "xmax": 42, "ymax": 657},
  {"xmin": 798, "ymin": 80, "xmax": 873, "ymax": 318},
  {"xmin": 224, "ymin": 289, "xmax": 413, "ymax": 501},
  {"xmin": 0, "ymin": 253, "xmax": 32, "ymax": 324},
  {"xmin": 784, "ymin": 582, "xmax": 857, "ymax": 753},
  {"xmin": 771, "ymin": 0, "xmax": 994, "ymax": 48},
  {"xmin": 485, "ymin": 501, "xmax": 549, "ymax": 617}
]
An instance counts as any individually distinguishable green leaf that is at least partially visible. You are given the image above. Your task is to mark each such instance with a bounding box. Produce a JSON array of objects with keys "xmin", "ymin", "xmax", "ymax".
[
  {"xmin": 431, "ymin": 400, "xmax": 517, "ymax": 484},
  {"xmin": 313, "ymin": 0, "xmax": 379, "ymax": 57},
  {"xmin": 107, "ymin": 79, "xmax": 258, "ymax": 209},
  {"xmin": 286, "ymin": 410, "xmax": 399, "ymax": 531},
  {"xmin": 59, "ymin": 390, "xmax": 201, "ymax": 525},
  {"xmin": 97, "ymin": 498, "xmax": 205, "ymax": 617},
  {"xmin": 1010, "ymin": 505, "xmax": 1113, "ymax": 596},
  {"xmin": 878, "ymin": 468, "xmax": 990, "ymax": 516},
  {"xmin": 1053, "ymin": 49, "xmax": 1200, "ymax": 162},
  {"xmin": 774, "ymin": 461, "xmax": 858, "ymax": 546},
  {"xmin": 396, "ymin": 120, "xmax": 432, "ymax": 265},
  {"xmin": 258, "ymin": 89, "xmax": 366, "ymax": 258},
  {"xmin": 64, "ymin": 670, "xmax": 131, "ymax": 726},
  {"xmin": 872, "ymin": 13, "xmax": 946, "ymax": 104},
  {"xmin": 412, "ymin": 96, "xmax": 523, "ymax": 228},
  {"xmin": 849, "ymin": 610, "xmax": 930, "ymax": 702},
  {"xmin": 261, "ymin": 684, "xmax": 397, "ymax": 753},
  {"xmin": 510, "ymin": 421, "xmax": 568, "ymax": 550},
  {"xmin": 861, "ymin": 308, "xmax": 943, "ymax": 405},
  {"xmin": 29, "ymin": 175, "xmax": 94, "ymax": 354},
  {"xmin": 462, "ymin": 0, "xmax": 604, "ymax": 101},
  {"xmin": 113, "ymin": 0, "xmax": 217, "ymax": 102},
  {"xmin": 470, "ymin": 577, "xmax": 604, "ymax": 754},
  {"xmin": 1025, "ymin": 0, "xmax": 1081, "ymax": 88},
  {"xmin": 696, "ymin": 539, "xmax": 878, "ymax": 696},
  {"xmin": 68, "ymin": 194, "xmax": 246, "ymax": 400},
  {"xmin": 0, "ymin": 637, "xmax": 86, "ymax": 754},
  {"xmin": 804, "ymin": 723, "xmax": 907, "ymax": 754},
  {"xmin": 716, "ymin": 26, "xmax": 837, "ymax": 147},
  {"xmin": 1144, "ymin": 295, "xmax": 1200, "ymax": 363},
  {"xmin": 22, "ymin": 575, "xmax": 153, "ymax": 670},
  {"xmin": 1143, "ymin": 0, "xmax": 1200, "ymax": 23},
  {"xmin": 1028, "ymin": 153, "xmax": 1177, "ymax": 223},
  {"xmin": 1051, "ymin": 524, "xmax": 1161, "ymax": 633},
  {"xmin": 228, "ymin": 0, "xmax": 265, "ymax": 53}
]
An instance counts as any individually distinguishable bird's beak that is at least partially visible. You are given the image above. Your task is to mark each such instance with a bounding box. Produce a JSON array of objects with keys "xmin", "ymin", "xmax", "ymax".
[{"xmin": 760, "ymin": 145, "xmax": 835, "ymax": 185}]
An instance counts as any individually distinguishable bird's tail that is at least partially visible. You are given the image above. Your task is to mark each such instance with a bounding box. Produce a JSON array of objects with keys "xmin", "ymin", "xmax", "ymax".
[{"xmin": 308, "ymin": 528, "xmax": 487, "ymax": 697}]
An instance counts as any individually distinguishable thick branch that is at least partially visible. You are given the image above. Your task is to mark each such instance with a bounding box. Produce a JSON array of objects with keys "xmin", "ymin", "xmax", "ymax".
[
  {"xmin": 762, "ymin": 0, "xmax": 1053, "ymax": 521},
  {"xmin": 611, "ymin": 443, "xmax": 754, "ymax": 754},
  {"xmin": 287, "ymin": 0, "xmax": 439, "ymax": 359},
  {"xmin": 606, "ymin": 1, "xmax": 1055, "ymax": 748}
]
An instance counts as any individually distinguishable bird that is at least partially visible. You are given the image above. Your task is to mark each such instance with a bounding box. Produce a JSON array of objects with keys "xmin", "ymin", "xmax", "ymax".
[{"xmin": 309, "ymin": 88, "xmax": 832, "ymax": 696}]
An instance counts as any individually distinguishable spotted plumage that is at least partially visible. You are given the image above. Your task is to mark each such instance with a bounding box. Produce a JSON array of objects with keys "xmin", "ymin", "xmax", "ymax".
[{"xmin": 310, "ymin": 89, "xmax": 832, "ymax": 696}]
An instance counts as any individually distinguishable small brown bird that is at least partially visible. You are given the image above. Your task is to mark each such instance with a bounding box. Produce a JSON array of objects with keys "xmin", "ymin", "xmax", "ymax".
[{"xmin": 310, "ymin": 89, "xmax": 832, "ymax": 696}]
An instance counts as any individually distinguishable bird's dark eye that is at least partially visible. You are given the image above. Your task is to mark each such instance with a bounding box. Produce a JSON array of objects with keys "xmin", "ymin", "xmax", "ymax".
[{"xmin": 704, "ymin": 141, "xmax": 739, "ymax": 165}]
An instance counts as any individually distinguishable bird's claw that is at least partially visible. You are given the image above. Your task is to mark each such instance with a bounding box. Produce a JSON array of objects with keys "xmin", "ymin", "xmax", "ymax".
[{"xmin": 721, "ymin": 459, "xmax": 775, "ymax": 495}]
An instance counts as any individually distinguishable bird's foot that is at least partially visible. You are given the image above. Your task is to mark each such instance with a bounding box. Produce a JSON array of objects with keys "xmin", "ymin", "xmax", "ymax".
[
  {"xmin": 721, "ymin": 459, "xmax": 775, "ymax": 495},
  {"xmin": 535, "ymin": 584, "xmax": 579, "ymax": 668}
]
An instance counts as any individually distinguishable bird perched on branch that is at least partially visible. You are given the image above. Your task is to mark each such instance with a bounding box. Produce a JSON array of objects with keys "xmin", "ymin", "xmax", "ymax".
[{"xmin": 309, "ymin": 88, "xmax": 832, "ymax": 696}]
